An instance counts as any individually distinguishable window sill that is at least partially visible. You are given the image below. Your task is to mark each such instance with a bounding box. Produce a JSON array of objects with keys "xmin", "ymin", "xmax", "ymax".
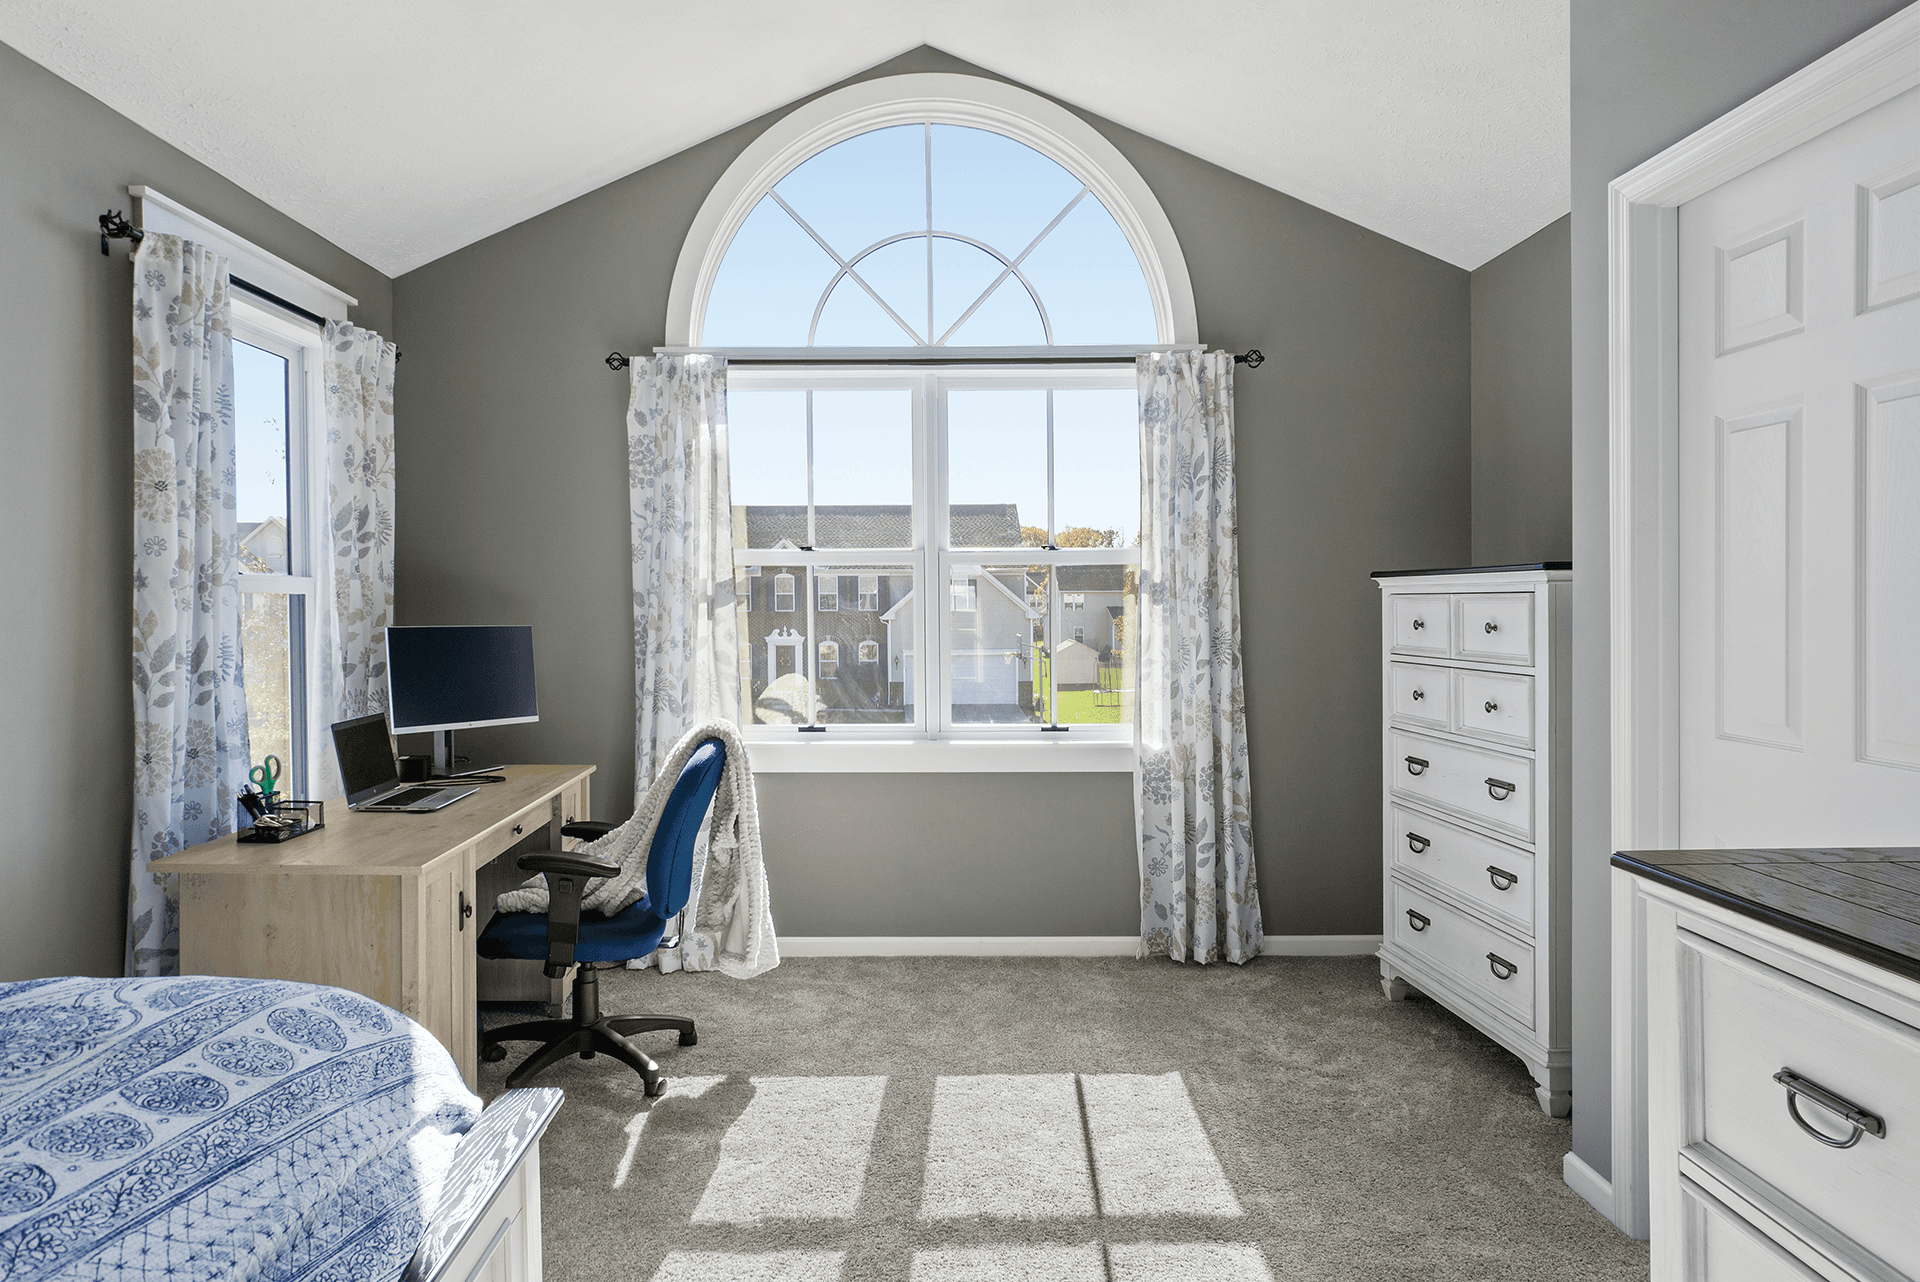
[{"xmin": 741, "ymin": 737, "xmax": 1135, "ymax": 774}]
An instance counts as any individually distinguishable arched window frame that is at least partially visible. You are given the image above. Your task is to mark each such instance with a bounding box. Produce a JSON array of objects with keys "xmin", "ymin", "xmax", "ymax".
[{"xmin": 665, "ymin": 73, "xmax": 1198, "ymax": 351}]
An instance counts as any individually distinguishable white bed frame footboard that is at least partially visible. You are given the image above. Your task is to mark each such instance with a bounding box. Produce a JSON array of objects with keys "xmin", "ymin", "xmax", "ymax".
[{"xmin": 406, "ymin": 1087, "xmax": 564, "ymax": 1282}]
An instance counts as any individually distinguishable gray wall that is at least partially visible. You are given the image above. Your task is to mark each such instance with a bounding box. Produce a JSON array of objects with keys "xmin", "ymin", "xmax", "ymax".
[
  {"xmin": 1567, "ymin": 0, "xmax": 1912, "ymax": 1181},
  {"xmin": 1468, "ymin": 216, "xmax": 1571, "ymax": 565},
  {"xmin": 0, "ymin": 39, "xmax": 393, "ymax": 980},
  {"xmin": 392, "ymin": 46, "xmax": 1472, "ymax": 939}
]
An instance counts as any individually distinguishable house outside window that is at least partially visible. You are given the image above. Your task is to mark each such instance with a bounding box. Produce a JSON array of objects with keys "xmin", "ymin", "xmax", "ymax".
[
  {"xmin": 817, "ymin": 574, "xmax": 839, "ymax": 612},
  {"xmin": 857, "ymin": 574, "xmax": 880, "ymax": 611},
  {"xmin": 773, "ymin": 573, "xmax": 795, "ymax": 612},
  {"xmin": 818, "ymin": 640, "xmax": 839, "ymax": 679},
  {"xmin": 949, "ymin": 577, "xmax": 977, "ymax": 613},
  {"xmin": 858, "ymin": 639, "xmax": 879, "ymax": 663}
]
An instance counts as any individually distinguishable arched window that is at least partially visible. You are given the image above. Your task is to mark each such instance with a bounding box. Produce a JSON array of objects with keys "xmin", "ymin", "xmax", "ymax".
[{"xmin": 669, "ymin": 74, "xmax": 1195, "ymax": 350}]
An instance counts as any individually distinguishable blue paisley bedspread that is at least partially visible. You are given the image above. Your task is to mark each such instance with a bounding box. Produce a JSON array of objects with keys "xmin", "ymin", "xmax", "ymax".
[{"xmin": 0, "ymin": 975, "xmax": 483, "ymax": 1282}]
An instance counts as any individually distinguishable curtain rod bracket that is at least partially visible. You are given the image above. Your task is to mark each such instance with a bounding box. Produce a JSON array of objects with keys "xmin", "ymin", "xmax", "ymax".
[{"xmin": 100, "ymin": 210, "xmax": 143, "ymax": 257}]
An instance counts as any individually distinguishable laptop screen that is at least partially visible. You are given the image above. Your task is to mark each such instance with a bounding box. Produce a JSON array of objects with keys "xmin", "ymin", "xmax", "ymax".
[{"xmin": 332, "ymin": 714, "xmax": 401, "ymax": 806}]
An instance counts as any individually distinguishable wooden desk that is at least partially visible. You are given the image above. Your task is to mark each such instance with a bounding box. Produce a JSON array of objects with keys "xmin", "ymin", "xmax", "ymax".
[{"xmin": 158, "ymin": 764, "xmax": 594, "ymax": 1087}]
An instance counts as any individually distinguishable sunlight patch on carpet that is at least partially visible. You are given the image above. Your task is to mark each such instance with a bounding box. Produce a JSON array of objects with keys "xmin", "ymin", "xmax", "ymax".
[
  {"xmin": 689, "ymin": 1075, "xmax": 887, "ymax": 1223},
  {"xmin": 1082, "ymin": 1072, "xmax": 1243, "ymax": 1217},
  {"xmin": 909, "ymin": 1244, "xmax": 1106, "ymax": 1281},
  {"xmin": 919, "ymin": 1074, "xmax": 1096, "ymax": 1220},
  {"xmin": 648, "ymin": 1250, "xmax": 846, "ymax": 1282},
  {"xmin": 614, "ymin": 1075, "xmax": 727, "ymax": 1190},
  {"xmin": 1108, "ymin": 1242, "xmax": 1276, "ymax": 1280}
]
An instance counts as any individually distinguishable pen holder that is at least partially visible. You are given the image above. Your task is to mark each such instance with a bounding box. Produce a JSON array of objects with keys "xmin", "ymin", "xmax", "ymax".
[{"xmin": 238, "ymin": 798, "xmax": 326, "ymax": 844}]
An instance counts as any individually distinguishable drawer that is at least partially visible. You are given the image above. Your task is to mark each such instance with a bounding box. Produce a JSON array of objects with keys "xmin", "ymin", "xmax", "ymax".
[
  {"xmin": 1389, "ymin": 662, "xmax": 1450, "ymax": 731},
  {"xmin": 1389, "ymin": 803, "xmax": 1534, "ymax": 936},
  {"xmin": 1684, "ymin": 931, "xmax": 1920, "ymax": 1279},
  {"xmin": 1681, "ymin": 1178, "xmax": 1838, "ymax": 1282},
  {"xmin": 1390, "ymin": 879, "xmax": 1534, "ymax": 1027},
  {"xmin": 1453, "ymin": 669, "xmax": 1535, "ymax": 748},
  {"xmin": 1389, "ymin": 594, "xmax": 1450, "ymax": 657},
  {"xmin": 1452, "ymin": 593, "xmax": 1535, "ymax": 665},
  {"xmin": 1389, "ymin": 730, "xmax": 1534, "ymax": 842}
]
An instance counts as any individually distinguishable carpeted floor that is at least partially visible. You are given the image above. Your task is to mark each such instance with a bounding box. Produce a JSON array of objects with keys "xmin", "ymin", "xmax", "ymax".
[{"xmin": 478, "ymin": 955, "xmax": 1648, "ymax": 1282}]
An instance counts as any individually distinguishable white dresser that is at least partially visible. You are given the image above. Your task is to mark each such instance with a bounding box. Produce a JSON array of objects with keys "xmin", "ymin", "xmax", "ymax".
[
  {"xmin": 1618, "ymin": 851, "xmax": 1920, "ymax": 1281},
  {"xmin": 1374, "ymin": 564, "xmax": 1572, "ymax": 1116}
]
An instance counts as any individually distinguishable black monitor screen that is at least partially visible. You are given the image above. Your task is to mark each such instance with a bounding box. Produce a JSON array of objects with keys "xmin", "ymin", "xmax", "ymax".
[{"xmin": 386, "ymin": 626, "xmax": 538, "ymax": 734}]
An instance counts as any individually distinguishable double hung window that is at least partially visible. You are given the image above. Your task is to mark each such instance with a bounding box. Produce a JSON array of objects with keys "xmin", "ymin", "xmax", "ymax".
[
  {"xmin": 730, "ymin": 368, "xmax": 1137, "ymax": 739},
  {"xmin": 231, "ymin": 297, "xmax": 323, "ymax": 795}
]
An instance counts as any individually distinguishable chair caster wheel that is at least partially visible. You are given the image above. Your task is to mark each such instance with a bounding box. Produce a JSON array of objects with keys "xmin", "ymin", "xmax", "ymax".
[
  {"xmin": 481, "ymin": 1043, "xmax": 507, "ymax": 1063},
  {"xmin": 645, "ymin": 1076, "xmax": 668, "ymax": 1098},
  {"xmin": 679, "ymin": 1031, "xmax": 698, "ymax": 1047}
]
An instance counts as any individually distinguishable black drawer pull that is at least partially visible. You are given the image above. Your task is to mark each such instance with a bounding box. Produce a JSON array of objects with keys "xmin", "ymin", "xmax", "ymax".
[
  {"xmin": 1406, "ymin": 910, "xmax": 1429, "ymax": 932},
  {"xmin": 1484, "ymin": 700, "xmax": 1499, "ymax": 713},
  {"xmin": 1411, "ymin": 617, "xmax": 1425, "ymax": 631},
  {"xmin": 1484, "ymin": 620, "xmax": 1499, "ymax": 633},
  {"xmin": 1774, "ymin": 1069, "xmax": 1884, "ymax": 1149},
  {"xmin": 1405, "ymin": 756, "xmax": 1429, "ymax": 776},
  {"xmin": 1487, "ymin": 952, "xmax": 1517, "ymax": 980},
  {"xmin": 1485, "ymin": 777, "xmax": 1515, "ymax": 801},
  {"xmin": 458, "ymin": 891, "xmax": 473, "ymax": 930},
  {"xmin": 1406, "ymin": 832, "xmax": 1430, "ymax": 854},
  {"xmin": 1487, "ymin": 865, "xmax": 1517, "ymax": 891},
  {"xmin": 513, "ymin": 823, "xmax": 525, "ymax": 836},
  {"xmin": 1411, "ymin": 688, "xmax": 1425, "ymax": 701}
]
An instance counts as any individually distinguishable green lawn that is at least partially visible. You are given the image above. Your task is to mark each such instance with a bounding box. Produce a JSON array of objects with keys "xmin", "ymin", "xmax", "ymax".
[{"xmin": 1033, "ymin": 655, "xmax": 1127, "ymax": 724}]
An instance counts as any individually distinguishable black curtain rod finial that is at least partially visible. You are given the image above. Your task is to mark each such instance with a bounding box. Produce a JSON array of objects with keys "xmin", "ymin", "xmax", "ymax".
[
  {"xmin": 1235, "ymin": 349, "xmax": 1264, "ymax": 368},
  {"xmin": 99, "ymin": 209, "xmax": 143, "ymax": 257},
  {"xmin": 606, "ymin": 352, "xmax": 631, "ymax": 372}
]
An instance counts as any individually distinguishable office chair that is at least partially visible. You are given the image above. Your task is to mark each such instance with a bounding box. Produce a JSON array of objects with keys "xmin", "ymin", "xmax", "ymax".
[{"xmin": 475, "ymin": 738, "xmax": 724, "ymax": 1094}]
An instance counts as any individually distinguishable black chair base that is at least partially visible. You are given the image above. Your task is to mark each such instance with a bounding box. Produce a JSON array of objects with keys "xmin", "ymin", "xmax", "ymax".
[{"xmin": 480, "ymin": 963, "xmax": 695, "ymax": 1094}]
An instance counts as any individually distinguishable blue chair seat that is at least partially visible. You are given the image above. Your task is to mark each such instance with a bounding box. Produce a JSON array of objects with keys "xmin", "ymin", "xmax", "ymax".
[{"xmin": 478, "ymin": 897, "xmax": 672, "ymax": 966}]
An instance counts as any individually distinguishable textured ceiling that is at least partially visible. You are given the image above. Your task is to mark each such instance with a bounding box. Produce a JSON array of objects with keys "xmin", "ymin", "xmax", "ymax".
[{"xmin": 0, "ymin": 0, "xmax": 1568, "ymax": 276}]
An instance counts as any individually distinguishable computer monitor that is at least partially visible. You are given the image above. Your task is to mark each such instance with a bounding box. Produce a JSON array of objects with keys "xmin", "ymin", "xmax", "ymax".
[{"xmin": 386, "ymin": 625, "xmax": 538, "ymax": 774}]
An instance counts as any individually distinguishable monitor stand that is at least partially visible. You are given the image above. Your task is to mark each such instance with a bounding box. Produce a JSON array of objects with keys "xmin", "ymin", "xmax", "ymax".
[{"xmin": 431, "ymin": 729, "xmax": 503, "ymax": 779}]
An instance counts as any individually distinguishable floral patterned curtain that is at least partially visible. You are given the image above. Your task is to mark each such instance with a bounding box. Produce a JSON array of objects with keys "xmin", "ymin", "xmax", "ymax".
[
  {"xmin": 312, "ymin": 322, "xmax": 397, "ymax": 799},
  {"xmin": 627, "ymin": 355, "xmax": 739, "ymax": 973},
  {"xmin": 1135, "ymin": 350, "xmax": 1261, "ymax": 964},
  {"xmin": 128, "ymin": 235, "xmax": 251, "ymax": 976}
]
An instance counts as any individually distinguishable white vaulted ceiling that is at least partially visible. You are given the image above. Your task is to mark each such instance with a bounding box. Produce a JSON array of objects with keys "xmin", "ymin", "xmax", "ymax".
[{"xmin": 0, "ymin": 0, "xmax": 1568, "ymax": 277}]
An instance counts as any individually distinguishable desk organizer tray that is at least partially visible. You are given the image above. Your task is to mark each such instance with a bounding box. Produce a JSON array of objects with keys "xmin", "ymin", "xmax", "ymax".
[{"xmin": 237, "ymin": 798, "xmax": 325, "ymax": 843}]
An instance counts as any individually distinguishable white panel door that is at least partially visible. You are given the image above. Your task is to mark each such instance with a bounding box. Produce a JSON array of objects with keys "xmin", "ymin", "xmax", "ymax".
[{"xmin": 1678, "ymin": 83, "xmax": 1920, "ymax": 847}]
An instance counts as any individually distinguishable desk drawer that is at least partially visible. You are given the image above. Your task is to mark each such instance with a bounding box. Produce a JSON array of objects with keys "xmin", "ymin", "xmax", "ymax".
[
  {"xmin": 1390, "ymin": 594, "xmax": 1450, "ymax": 658},
  {"xmin": 1453, "ymin": 593, "xmax": 1535, "ymax": 665},
  {"xmin": 1684, "ymin": 930, "xmax": 1920, "ymax": 1279},
  {"xmin": 1390, "ymin": 662, "xmax": 1451, "ymax": 731},
  {"xmin": 1389, "ymin": 804, "xmax": 1534, "ymax": 936},
  {"xmin": 1390, "ymin": 731, "xmax": 1534, "ymax": 842},
  {"xmin": 1391, "ymin": 879, "xmax": 1534, "ymax": 1027}
]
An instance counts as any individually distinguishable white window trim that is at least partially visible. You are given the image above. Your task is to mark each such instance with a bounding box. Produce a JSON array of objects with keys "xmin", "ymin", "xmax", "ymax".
[
  {"xmin": 132, "ymin": 186, "xmax": 355, "ymax": 322},
  {"xmin": 731, "ymin": 365, "xmax": 1139, "ymax": 759},
  {"xmin": 773, "ymin": 573, "xmax": 796, "ymax": 612},
  {"xmin": 666, "ymin": 73, "xmax": 1196, "ymax": 350}
]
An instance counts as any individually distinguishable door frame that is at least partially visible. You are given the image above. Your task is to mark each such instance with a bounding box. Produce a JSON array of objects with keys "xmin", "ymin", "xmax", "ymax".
[{"xmin": 1604, "ymin": 6, "xmax": 1920, "ymax": 1239}]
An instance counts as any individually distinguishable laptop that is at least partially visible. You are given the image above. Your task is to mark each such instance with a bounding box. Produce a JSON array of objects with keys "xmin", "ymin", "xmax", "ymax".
[{"xmin": 331, "ymin": 713, "xmax": 480, "ymax": 813}]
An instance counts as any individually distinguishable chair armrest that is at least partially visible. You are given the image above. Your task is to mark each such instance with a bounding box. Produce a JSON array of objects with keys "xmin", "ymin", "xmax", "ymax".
[
  {"xmin": 561, "ymin": 820, "xmax": 614, "ymax": 842},
  {"xmin": 518, "ymin": 851, "xmax": 619, "ymax": 879},
  {"xmin": 514, "ymin": 852, "xmax": 618, "ymax": 977}
]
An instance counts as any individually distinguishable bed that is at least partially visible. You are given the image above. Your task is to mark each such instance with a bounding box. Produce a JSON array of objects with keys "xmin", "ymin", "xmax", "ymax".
[{"xmin": 0, "ymin": 975, "xmax": 559, "ymax": 1282}]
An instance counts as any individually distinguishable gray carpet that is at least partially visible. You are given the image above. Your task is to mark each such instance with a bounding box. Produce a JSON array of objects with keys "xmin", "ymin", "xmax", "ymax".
[{"xmin": 478, "ymin": 956, "xmax": 1648, "ymax": 1281}]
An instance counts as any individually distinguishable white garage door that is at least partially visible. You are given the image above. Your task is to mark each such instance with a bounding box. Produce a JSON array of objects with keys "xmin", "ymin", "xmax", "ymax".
[{"xmin": 949, "ymin": 650, "xmax": 1018, "ymax": 705}]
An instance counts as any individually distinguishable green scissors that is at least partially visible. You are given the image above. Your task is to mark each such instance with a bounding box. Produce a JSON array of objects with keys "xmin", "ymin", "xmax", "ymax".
[{"xmin": 250, "ymin": 754, "xmax": 282, "ymax": 797}]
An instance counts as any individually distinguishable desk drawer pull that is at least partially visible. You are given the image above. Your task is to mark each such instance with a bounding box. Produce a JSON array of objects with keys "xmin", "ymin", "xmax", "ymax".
[
  {"xmin": 1484, "ymin": 700, "xmax": 1499, "ymax": 713},
  {"xmin": 1485, "ymin": 777, "xmax": 1515, "ymax": 801},
  {"xmin": 1411, "ymin": 618, "xmax": 1425, "ymax": 630},
  {"xmin": 1773, "ymin": 1069, "xmax": 1885, "ymax": 1149},
  {"xmin": 1484, "ymin": 620, "xmax": 1499, "ymax": 633},
  {"xmin": 1411, "ymin": 688, "xmax": 1425, "ymax": 701},
  {"xmin": 1405, "ymin": 756, "xmax": 1429, "ymax": 776},
  {"xmin": 513, "ymin": 823, "xmax": 524, "ymax": 836},
  {"xmin": 1406, "ymin": 832, "xmax": 1430, "ymax": 854},
  {"xmin": 1487, "ymin": 865, "xmax": 1517, "ymax": 891},
  {"xmin": 1406, "ymin": 910, "xmax": 1430, "ymax": 932},
  {"xmin": 1487, "ymin": 952, "xmax": 1517, "ymax": 980}
]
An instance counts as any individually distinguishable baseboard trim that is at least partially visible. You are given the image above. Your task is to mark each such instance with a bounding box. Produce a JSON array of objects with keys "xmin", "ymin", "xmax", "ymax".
[
  {"xmin": 776, "ymin": 935, "xmax": 1384, "ymax": 958},
  {"xmin": 1563, "ymin": 1151, "xmax": 1615, "ymax": 1224}
]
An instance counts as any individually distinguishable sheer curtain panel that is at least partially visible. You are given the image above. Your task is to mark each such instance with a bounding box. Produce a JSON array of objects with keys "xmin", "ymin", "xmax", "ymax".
[
  {"xmin": 1135, "ymin": 349, "xmax": 1261, "ymax": 964},
  {"xmin": 313, "ymin": 322, "xmax": 397, "ymax": 798},
  {"xmin": 128, "ymin": 235, "xmax": 251, "ymax": 975}
]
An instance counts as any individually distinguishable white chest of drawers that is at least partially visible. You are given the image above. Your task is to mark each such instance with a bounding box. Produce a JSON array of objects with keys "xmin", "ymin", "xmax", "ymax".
[{"xmin": 1374, "ymin": 565, "xmax": 1572, "ymax": 1116}]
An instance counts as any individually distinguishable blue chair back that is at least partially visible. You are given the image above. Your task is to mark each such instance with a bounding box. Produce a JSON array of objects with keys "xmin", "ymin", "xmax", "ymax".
[{"xmin": 644, "ymin": 739, "xmax": 725, "ymax": 920}]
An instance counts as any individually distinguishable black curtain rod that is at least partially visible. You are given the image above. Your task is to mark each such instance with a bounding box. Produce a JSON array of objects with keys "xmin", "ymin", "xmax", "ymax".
[
  {"xmin": 99, "ymin": 209, "xmax": 398, "ymax": 360},
  {"xmin": 604, "ymin": 348, "xmax": 1265, "ymax": 371}
]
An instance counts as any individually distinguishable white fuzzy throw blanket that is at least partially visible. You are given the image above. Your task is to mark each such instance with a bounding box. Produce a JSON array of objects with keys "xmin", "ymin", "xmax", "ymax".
[{"xmin": 495, "ymin": 720, "xmax": 778, "ymax": 978}]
